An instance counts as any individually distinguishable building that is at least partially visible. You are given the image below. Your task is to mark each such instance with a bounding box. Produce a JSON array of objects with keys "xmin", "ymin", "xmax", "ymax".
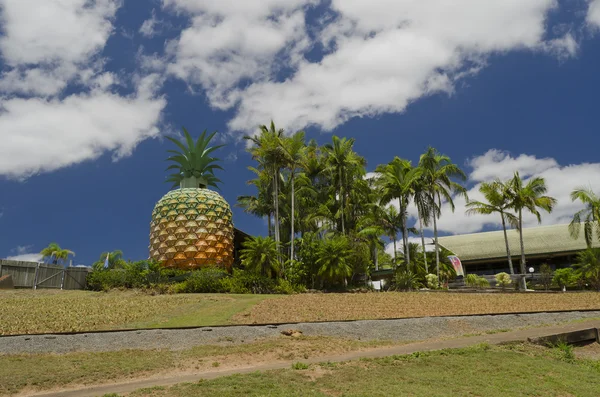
[{"xmin": 438, "ymin": 223, "xmax": 595, "ymax": 275}]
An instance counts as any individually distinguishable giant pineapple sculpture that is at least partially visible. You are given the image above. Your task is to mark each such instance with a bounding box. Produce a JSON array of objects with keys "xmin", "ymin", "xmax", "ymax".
[{"xmin": 149, "ymin": 128, "xmax": 234, "ymax": 270}]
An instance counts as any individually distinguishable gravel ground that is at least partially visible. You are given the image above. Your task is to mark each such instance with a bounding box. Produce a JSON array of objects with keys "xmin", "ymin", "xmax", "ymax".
[{"xmin": 1, "ymin": 311, "xmax": 599, "ymax": 355}]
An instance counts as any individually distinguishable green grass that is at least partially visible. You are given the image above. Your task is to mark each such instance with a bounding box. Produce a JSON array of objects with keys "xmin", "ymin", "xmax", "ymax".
[
  {"xmin": 125, "ymin": 343, "xmax": 600, "ymax": 397},
  {"xmin": 128, "ymin": 294, "xmax": 271, "ymax": 328},
  {"xmin": 0, "ymin": 290, "xmax": 273, "ymax": 335},
  {"xmin": 0, "ymin": 336, "xmax": 393, "ymax": 395}
]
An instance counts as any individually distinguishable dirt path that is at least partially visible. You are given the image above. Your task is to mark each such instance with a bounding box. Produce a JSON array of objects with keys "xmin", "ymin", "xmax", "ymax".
[{"xmin": 29, "ymin": 319, "xmax": 600, "ymax": 397}]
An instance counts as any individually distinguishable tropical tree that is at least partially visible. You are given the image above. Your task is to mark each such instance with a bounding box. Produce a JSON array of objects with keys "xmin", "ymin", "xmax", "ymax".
[
  {"xmin": 323, "ymin": 136, "xmax": 365, "ymax": 234},
  {"xmin": 244, "ymin": 121, "xmax": 287, "ymax": 260},
  {"xmin": 574, "ymin": 248, "xmax": 600, "ymax": 290},
  {"xmin": 316, "ymin": 235, "xmax": 353, "ymax": 286},
  {"xmin": 419, "ymin": 147, "xmax": 467, "ymax": 283},
  {"xmin": 237, "ymin": 167, "xmax": 274, "ymax": 236},
  {"xmin": 239, "ymin": 236, "xmax": 281, "ymax": 278},
  {"xmin": 569, "ymin": 186, "xmax": 600, "ymax": 248},
  {"xmin": 53, "ymin": 249, "xmax": 75, "ymax": 266},
  {"xmin": 466, "ymin": 180, "xmax": 519, "ymax": 274},
  {"xmin": 280, "ymin": 131, "xmax": 306, "ymax": 261},
  {"xmin": 376, "ymin": 157, "xmax": 422, "ymax": 266},
  {"xmin": 413, "ymin": 175, "xmax": 434, "ymax": 273},
  {"xmin": 380, "ymin": 205, "xmax": 402, "ymax": 267},
  {"xmin": 165, "ymin": 127, "xmax": 223, "ymax": 189},
  {"xmin": 40, "ymin": 243, "xmax": 61, "ymax": 264},
  {"xmin": 506, "ymin": 172, "xmax": 557, "ymax": 290},
  {"xmin": 93, "ymin": 250, "xmax": 126, "ymax": 270}
]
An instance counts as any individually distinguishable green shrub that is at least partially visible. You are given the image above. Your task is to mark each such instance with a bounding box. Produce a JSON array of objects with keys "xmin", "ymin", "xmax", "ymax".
[
  {"xmin": 393, "ymin": 270, "xmax": 421, "ymax": 291},
  {"xmin": 274, "ymin": 279, "xmax": 306, "ymax": 294},
  {"xmin": 465, "ymin": 274, "xmax": 479, "ymax": 288},
  {"xmin": 175, "ymin": 267, "xmax": 229, "ymax": 293},
  {"xmin": 553, "ymin": 268, "xmax": 576, "ymax": 291},
  {"xmin": 540, "ymin": 264, "xmax": 553, "ymax": 291},
  {"xmin": 291, "ymin": 362, "xmax": 309, "ymax": 370},
  {"xmin": 86, "ymin": 269, "xmax": 127, "ymax": 291},
  {"xmin": 425, "ymin": 274, "xmax": 439, "ymax": 289},
  {"xmin": 477, "ymin": 276, "xmax": 490, "ymax": 289},
  {"xmin": 495, "ymin": 272, "xmax": 512, "ymax": 290}
]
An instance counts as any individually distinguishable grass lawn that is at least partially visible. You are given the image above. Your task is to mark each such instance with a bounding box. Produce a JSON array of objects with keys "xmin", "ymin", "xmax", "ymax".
[
  {"xmin": 232, "ymin": 292, "xmax": 600, "ymax": 324},
  {"xmin": 0, "ymin": 290, "xmax": 272, "ymax": 335},
  {"xmin": 2, "ymin": 290, "xmax": 600, "ymax": 335},
  {"xmin": 124, "ymin": 343, "xmax": 600, "ymax": 397},
  {"xmin": 0, "ymin": 336, "xmax": 394, "ymax": 395}
]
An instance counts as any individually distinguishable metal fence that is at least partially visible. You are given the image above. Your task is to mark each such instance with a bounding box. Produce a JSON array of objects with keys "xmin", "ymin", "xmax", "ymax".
[{"xmin": 0, "ymin": 259, "xmax": 90, "ymax": 290}]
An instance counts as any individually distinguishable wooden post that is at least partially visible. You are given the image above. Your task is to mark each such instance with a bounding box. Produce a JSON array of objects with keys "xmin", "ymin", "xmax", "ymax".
[
  {"xmin": 60, "ymin": 267, "xmax": 66, "ymax": 290},
  {"xmin": 33, "ymin": 263, "xmax": 40, "ymax": 290}
]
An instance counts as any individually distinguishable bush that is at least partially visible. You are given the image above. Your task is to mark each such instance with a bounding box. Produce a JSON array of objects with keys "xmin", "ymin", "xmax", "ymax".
[
  {"xmin": 539, "ymin": 264, "xmax": 553, "ymax": 291},
  {"xmin": 477, "ymin": 277, "xmax": 490, "ymax": 289},
  {"xmin": 495, "ymin": 272, "xmax": 512, "ymax": 290},
  {"xmin": 86, "ymin": 269, "xmax": 127, "ymax": 291},
  {"xmin": 465, "ymin": 274, "xmax": 479, "ymax": 288},
  {"xmin": 393, "ymin": 269, "xmax": 421, "ymax": 291},
  {"xmin": 425, "ymin": 274, "xmax": 439, "ymax": 289},
  {"xmin": 553, "ymin": 268, "xmax": 576, "ymax": 291},
  {"xmin": 175, "ymin": 267, "xmax": 229, "ymax": 293}
]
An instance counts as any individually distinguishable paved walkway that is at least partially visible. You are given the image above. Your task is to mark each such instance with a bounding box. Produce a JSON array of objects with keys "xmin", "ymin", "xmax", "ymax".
[{"xmin": 30, "ymin": 319, "xmax": 600, "ymax": 397}]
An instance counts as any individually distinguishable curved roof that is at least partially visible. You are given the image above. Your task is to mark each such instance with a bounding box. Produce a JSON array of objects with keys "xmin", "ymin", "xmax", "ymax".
[{"xmin": 438, "ymin": 223, "xmax": 595, "ymax": 262}]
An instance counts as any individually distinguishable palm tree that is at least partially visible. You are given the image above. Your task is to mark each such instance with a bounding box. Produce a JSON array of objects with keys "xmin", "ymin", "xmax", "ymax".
[
  {"xmin": 506, "ymin": 172, "xmax": 557, "ymax": 290},
  {"xmin": 94, "ymin": 250, "xmax": 125, "ymax": 270},
  {"xmin": 413, "ymin": 175, "xmax": 434, "ymax": 273},
  {"xmin": 574, "ymin": 247, "xmax": 600, "ymax": 291},
  {"xmin": 569, "ymin": 186, "xmax": 600, "ymax": 248},
  {"xmin": 419, "ymin": 147, "xmax": 467, "ymax": 282},
  {"xmin": 323, "ymin": 136, "xmax": 365, "ymax": 234},
  {"xmin": 376, "ymin": 157, "xmax": 422, "ymax": 267},
  {"xmin": 237, "ymin": 167, "xmax": 274, "ymax": 236},
  {"xmin": 53, "ymin": 249, "xmax": 75, "ymax": 266},
  {"xmin": 280, "ymin": 131, "xmax": 306, "ymax": 261},
  {"xmin": 316, "ymin": 235, "xmax": 353, "ymax": 286},
  {"xmin": 40, "ymin": 243, "xmax": 61, "ymax": 264},
  {"xmin": 245, "ymin": 121, "xmax": 287, "ymax": 260},
  {"xmin": 380, "ymin": 205, "xmax": 401, "ymax": 267},
  {"xmin": 239, "ymin": 236, "xmax": 281, "ymax": 278},
  {"xmin": 466, "ymin": 180, "xmax": 519, "ymax": 274}
]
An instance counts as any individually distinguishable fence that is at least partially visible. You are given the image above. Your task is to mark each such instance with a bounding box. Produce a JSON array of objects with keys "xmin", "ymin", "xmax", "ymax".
[{"xmin": 0, "ymin": 259, "xmax": 90, "ymax": 290}]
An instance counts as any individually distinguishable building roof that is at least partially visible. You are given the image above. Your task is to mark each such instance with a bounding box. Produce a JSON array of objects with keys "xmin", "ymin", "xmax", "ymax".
[{"xmin": 438, "ymin": 223, "xmax": 595, "ymax": 262}]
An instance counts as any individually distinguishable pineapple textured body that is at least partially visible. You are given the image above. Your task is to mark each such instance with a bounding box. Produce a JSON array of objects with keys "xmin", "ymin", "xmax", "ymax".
[{"xmin": 149, "ymin": 188, "xmax": 234, "ymax": 269}]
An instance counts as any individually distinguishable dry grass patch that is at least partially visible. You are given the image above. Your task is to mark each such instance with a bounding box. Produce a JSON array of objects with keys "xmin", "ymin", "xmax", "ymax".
[
  {"xmin": 0, "ymin": 336, "xmax": 394, "ymax": 395},
  {"xmin": 232, "ymin": 292, "xmax": 600, "ymax": 324},
  {"xmin": 0, "ymin": 290, "xmax": 271, "ymax": 335}
]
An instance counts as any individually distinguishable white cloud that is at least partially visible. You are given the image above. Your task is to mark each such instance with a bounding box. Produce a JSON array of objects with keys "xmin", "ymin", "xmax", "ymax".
[
  {"xmin": 385, "ymin": 237, "xmax": 435, "ymax": 257},
  {"xmin": 587, "ymin": 0, "xmax": 600, "ymax": 27},
  {"xmin": 5, "ymin": 245, "xmax": 42, "ymax": 262},
  {"xmin": 139, "ymin": 9, "xmax": 164, "ymax": 38},
  {"xmin": 434, "ymin": 150, "xmax": 600, "ymax": 235},
  {"xmin": 161, "ymin": 0, "xmax": 581, "ymax": 135},
  {"xmin": 0, "ymin": 0, "xmax": 167, "ymax": 178},
  {"xmin": 165, "ymin": 0, "xmax": 313, "ymax": 110}
]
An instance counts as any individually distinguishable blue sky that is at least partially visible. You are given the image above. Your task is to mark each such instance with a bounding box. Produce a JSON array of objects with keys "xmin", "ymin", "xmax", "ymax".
[{"xmin": 1, "ymin": 0, "xmax": 600, "ymax": 264}]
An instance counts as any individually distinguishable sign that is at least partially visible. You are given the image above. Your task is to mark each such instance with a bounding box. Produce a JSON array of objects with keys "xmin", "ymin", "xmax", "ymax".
[{"xmin": 448, "ymin": 256, "xmax": 464, "ymax": 277}]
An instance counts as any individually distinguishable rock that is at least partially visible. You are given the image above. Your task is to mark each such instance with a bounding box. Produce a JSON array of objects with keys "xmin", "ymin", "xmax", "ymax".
[{"xmin": 281, "ymin": 329, "xmax": 302, "ymax": 337}]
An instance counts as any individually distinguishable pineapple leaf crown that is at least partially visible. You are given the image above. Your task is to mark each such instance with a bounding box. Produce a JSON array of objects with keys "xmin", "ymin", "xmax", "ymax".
[{"xmin": 165, "ymin": 127, "xmax": 224, "ymax": 189}]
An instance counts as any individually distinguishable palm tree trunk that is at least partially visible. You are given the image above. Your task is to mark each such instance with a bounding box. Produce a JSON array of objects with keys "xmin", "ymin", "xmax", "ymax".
[
  {"xmin": 374, "ymin": 244, "xmax": 379, "ymax": 271},
  {"xmin": 518, "ymin": 209, "xmax": 527, "ymax": 290},
  {"xmin": 268, "ymin": 213, "xmax": 273, "ymax": 238},
  {"xmin": 500, "ymin": 212, "xmax": 514, "ymax": 275},
  {"xmin": 339, "ymin": 168, "xmax": 345, "ymax": 234},
  {"xmin": 392, "ymin": 236, "xmax": 398, "ymax": 268},
  {"xmin": 273, "ymin": 168, "xmax": 282, "ymax": 270},
  {"xmin": 418, "ymin": 213, "xmax": 428, "ymax": 274},
  {"xmin": 399, "ymin": 198, "xmax": 410, "ymax": 267},
  {"xmin": 290, "ymin": 172, "xmax": 295, "ymax": 262},
  {"xmin": 433, "ymin": 212, "xmax": 440, "ymax": 282}
]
